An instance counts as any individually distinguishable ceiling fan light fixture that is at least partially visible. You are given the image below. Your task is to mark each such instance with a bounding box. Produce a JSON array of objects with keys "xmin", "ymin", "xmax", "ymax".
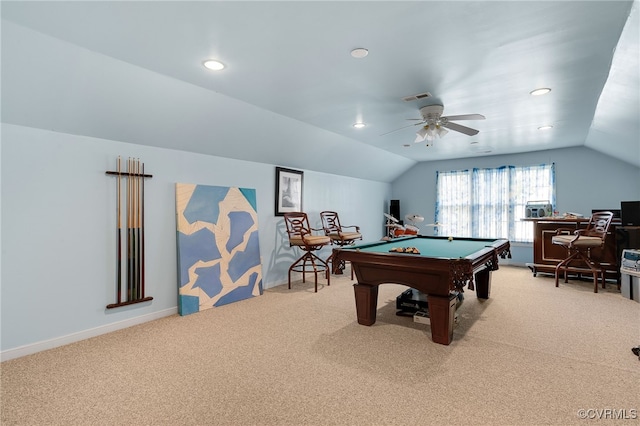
[
  {"xmin": 203, "ymin": 59, "xmax": 225, "ymax": 71},
  {"xmin": 415, "ymin": 127, "xmax": 429, "ymax": 143},
  {"xmin": 401, "ymin": 104, "xmax": 481, "ymax": 142},
  {"xmin": 530, "ymin": 88, "xmax": 551, "ymax": 96}
]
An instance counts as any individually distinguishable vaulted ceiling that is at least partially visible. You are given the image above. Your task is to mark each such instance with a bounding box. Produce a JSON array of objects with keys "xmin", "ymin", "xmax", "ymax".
[{"xmin": 2, "ymin": 1, "xmax": 638, "ymax": 182}]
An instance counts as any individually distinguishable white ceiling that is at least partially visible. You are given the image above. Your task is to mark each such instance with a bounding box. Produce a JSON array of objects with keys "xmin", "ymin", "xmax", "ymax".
[{"xmin": 2, "ymin": 1, "xmax": 638, "ymax": 182}]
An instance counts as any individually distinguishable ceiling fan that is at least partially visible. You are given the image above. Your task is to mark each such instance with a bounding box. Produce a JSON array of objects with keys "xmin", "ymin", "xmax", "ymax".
[{"xmin": 382, "ymin": 104, "xmax": 485, "ymax": 143}]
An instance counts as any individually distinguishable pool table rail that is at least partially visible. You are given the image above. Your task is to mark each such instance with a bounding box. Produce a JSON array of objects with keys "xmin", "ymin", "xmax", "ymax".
[{"xmin": 336, "ymin": 239, "xmax": 510, "ymax": 294}]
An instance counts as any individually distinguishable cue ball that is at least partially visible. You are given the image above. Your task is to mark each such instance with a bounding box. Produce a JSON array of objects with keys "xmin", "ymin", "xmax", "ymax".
[{"xmin": 448, "ymin": 236, "xmax": 453, "ymax": 242}]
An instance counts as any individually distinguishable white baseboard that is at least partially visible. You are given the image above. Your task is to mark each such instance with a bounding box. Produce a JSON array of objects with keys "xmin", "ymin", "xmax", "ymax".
[{"xmin": 1, "ymin": 307, "xmax": 177, "ymax": 362}]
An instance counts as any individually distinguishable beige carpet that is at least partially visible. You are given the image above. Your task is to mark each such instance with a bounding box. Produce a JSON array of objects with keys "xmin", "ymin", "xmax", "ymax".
[{"xmin": 2, "ymin": 266, "xmax": 639, "ymax": 425}]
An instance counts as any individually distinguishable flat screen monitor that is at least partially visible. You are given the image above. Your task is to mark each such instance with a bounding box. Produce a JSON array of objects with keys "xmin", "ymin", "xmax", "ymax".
[{"xmin": 621, "ymin": 201, "xmax": 640, "ymax": 226}]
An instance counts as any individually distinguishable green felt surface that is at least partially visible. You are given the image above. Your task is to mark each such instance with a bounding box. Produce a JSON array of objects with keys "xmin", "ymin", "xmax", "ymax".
[{"xmin": 345, "ymin": 236, "xmax": 499, "ymax": 259}]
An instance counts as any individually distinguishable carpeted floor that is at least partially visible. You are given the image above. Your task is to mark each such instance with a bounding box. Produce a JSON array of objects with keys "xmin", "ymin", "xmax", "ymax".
[{"xmin": 1, "ymin": 265, "xmax": 639, "ymax": 425}]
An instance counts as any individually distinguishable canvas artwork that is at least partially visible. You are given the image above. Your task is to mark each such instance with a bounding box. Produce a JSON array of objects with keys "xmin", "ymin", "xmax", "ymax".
[{"xmin": 175, "ymin": 183, "xmax": 263, "ymax": 316}]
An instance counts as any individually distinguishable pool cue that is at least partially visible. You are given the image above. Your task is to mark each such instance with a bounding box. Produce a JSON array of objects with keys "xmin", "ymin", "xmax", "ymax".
[
  {"xmin": 127, "ymin": 157, "xmax": 133, "ymax": 301},
  {"xmin": 135, "ymin": 158, "xmax": 141, "ymax": 300},
  {"xmin": 140, "ymin": 161, "xmax": 146, "ymax": 298},
  {"xmin": 130, "ymin": 158, "xmax": 135, "ymax": 301},
  {"xmin": 125, "ymin": 157, "xmax": 129, "ymax": 301},
  {"xmin": 132, "ymin": 158, "xmax": 139, "ymax": 300},
  {"xmin": 116, "ymin": 156, "xmax": 122, "ymax": 304},
  {"xmin": 131, "ymin": 158, "xmax": 136, "ymax": 301}
]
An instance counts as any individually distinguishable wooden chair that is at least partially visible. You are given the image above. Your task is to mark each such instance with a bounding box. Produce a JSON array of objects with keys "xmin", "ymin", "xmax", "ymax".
[
  {"xmin": 283, "ymin": 212, "xmax": 331, "ymax": 292},
  {"xmin": 552, "ymin": 211, "xmax": 614, "ymax": 292},
  {"xmin": 320, "ymin": 211, "xmax": 362, "ymax": 278}
]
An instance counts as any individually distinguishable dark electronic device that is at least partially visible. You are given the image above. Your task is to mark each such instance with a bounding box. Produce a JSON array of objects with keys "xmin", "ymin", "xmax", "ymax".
[
  {"xmin": 396, "ymin": 288, "xmax": 428, "ymax": 315},
  {"xmin": 621, "ymin": 201, "xmax": 640, "ymax": 226},
  {"xmin": 390, "ymin": 200, "xmax": 401, "ymax": 225},
  {"xmin": 396, "ymin": 288, "xmax": 464, "ymax": 316}
]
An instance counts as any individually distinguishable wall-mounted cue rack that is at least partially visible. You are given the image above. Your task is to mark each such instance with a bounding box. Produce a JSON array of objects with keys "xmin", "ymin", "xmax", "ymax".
[{"xmin": 105, "ymin": 157, "xmax": 153, "ymax": 309}]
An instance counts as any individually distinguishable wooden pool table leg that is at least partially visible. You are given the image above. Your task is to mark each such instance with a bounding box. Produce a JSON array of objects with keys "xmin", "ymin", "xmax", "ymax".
[
  {"xmin": 426, "ymin": 293, "xmax": 457, "ymax": 345},
  {"xmin": 353, "ymin": 283, "xmax": 378, "ymax": 326},
  {"xmin": 474, "ymin": 266, "xmax": 492, "ymax": 299}
]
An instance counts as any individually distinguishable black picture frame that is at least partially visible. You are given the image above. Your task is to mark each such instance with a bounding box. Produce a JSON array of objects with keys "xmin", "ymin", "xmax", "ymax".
[{"xmin": 275, "ymin": 167, "xmax": 303, "ymax": 216}]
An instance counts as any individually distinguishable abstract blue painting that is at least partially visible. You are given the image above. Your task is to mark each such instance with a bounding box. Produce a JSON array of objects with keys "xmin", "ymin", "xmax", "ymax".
[{"xmin": 176, "ymin": 183, "xmax": 263, "ymax": 316}]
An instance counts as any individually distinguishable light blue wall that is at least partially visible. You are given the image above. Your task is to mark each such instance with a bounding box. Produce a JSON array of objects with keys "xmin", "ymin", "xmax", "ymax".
[
  {"xmin": 391, "ymin": 147, "xmax": 640, "ymax": 265},
  {"xmin": 0, "ymin": 124, "xmax": 390, "ymax": 358},
  {"xmin": 3, "ymin": 123, "xmax": 638, "ymax": 359}
]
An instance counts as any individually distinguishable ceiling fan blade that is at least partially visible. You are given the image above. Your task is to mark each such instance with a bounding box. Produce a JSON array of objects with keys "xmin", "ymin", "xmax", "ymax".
[
  {"xmin": 379, "ymin": 121, "xmax": 424, "ymax": 136},
  {"xmin": 443, "ymin": 121, "xmax": 480, "ymax": 136},
  {"xmin": 442, "ymin": 113, "xmax": 485, "ymax": 121}
]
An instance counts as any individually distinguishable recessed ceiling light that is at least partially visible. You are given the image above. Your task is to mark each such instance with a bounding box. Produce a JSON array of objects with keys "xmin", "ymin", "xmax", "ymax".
[
  {"xmin": 353, "ymin": 122, "xmax": 366, "ymax": 129},
  {"xmin": 538, "ymin": 125, "xmax": 553, "ymax": 130},
  {"xmin": 350, "ymin": 48, "xmax": 369, "ymax": 59},
  {"xmin": 203, "ymin": 60, "xmax": 225, "ymax": 71},
  {"xmin": 530, "ymin": 88, "xmax": 551, "ymax": 96}
]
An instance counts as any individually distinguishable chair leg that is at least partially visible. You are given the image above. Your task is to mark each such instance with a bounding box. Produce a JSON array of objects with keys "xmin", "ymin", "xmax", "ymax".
[
  {"xmin": 289, "ymin": 253, "xmax": 307, "ymax": 289},
  {"xmin": 555, "ymin": 251, "xmax": 578, "ymax": 287},
  {"xmin": 310, "ymin": 252, "xmax": 330, "ymax": 289},
  {"xmin": 311, "ymin": 252, "xmax": 329, "ymax": 291},
  {"xmin": 574, "ymin": 251, "xmax": 600, "ymax": 293},
  {"xmin": 290, "ymin": 251, "xmax": 329, "ymax": 292},
  {"xmin": 326, "ymin": 252, "xmax": 336, "ymax": 275}
]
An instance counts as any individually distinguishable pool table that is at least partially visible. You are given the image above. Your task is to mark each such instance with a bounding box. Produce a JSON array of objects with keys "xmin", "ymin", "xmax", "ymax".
[{"xmin": 332, "ymin": 235, "xmax": 511, "ymax": 345}]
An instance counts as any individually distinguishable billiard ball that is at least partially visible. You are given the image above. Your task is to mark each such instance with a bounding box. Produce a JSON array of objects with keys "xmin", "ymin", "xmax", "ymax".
[{"xmin": 448, "ymin": 236, "xmax": 453, "ymax": 242}]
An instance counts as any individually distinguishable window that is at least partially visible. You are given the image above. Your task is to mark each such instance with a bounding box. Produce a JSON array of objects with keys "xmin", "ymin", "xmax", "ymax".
[{"xmin": 435, "ymin": 164, "xmax": 555, "ymax": 243}]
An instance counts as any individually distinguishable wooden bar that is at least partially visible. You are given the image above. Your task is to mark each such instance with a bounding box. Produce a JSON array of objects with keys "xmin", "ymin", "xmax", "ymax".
[
  {"xmin": 105, "ymin": 171, "xmax": 153, "ymax": 178},
  {"xmin": 522, "ymin": 217, "xmax": 621, "ymax": 282}
]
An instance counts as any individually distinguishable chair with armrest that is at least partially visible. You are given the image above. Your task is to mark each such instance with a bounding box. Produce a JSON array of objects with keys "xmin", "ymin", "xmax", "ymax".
[
  {"xmin": 551, "ymin": 211, "xmax": 614, "ymax": 292},
  {"xmin": 283, "ymin": 212, "xmax": 331, "ymax": 292},
  {"xmin": 320, "ymin": 211, "xmax": 362, "ymax": 278}
]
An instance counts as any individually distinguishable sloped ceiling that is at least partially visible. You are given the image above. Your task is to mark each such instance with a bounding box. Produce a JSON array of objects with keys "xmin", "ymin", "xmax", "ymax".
[
  {"xmin": 585, "ymin": 1, "xmax": 639, "ymax": 164},
  {"xmin": 2, "ymin": 1, "xmax": 638, "ymax": 182}
]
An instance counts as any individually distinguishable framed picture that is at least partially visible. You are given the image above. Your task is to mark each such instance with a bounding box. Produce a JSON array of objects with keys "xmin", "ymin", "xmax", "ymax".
[{"xmin": 275, "ymin": 167, "xmax": 303, "ymax": 216}]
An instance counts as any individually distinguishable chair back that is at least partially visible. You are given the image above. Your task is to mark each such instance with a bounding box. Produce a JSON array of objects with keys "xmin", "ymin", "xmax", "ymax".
[
  {"xmin": 283, "ymin": 212, "xmax": 311, "ymax": 242},
  {"xmin": 320, "ymin": 210, "xmax": 362, "ymax": 246},
  {"xmin": 320, "ymin": 211, "xmax": 340, "ymax": 236},
  {"xmin": 584, "ymin": 211, "xmax": 614, "ymax": 240}
]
